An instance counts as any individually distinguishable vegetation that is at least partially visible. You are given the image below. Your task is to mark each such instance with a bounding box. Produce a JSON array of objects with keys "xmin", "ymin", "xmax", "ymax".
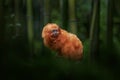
[{"xmin": 0, "ymin": 0, "xmax": 120, "ymax": 80}]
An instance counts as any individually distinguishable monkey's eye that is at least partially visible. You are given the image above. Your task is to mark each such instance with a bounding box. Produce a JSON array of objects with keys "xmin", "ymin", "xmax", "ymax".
[
  {"xmin": 51, "ymin": 29, "xmax": 58, "ymax": 33},
  {"xmin": 51, "ymin": 29, "xmax": 59, "ymax": 37}
]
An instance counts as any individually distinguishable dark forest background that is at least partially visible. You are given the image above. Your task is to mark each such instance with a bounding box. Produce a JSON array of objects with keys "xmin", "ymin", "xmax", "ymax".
[{"xmin": 0, "ymin": 0, "xmax": 120, "ymax": 80}]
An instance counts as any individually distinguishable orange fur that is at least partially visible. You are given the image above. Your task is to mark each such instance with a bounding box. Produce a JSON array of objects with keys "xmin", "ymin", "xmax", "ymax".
[{"xmin": 42, "ymin": 23, "xmax": 83, "ymax": 60}]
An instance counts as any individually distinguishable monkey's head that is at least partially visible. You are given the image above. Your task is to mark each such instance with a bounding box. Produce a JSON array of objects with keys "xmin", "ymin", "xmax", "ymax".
[{"xmin": 42, "ymin": 23, "xmax": 61, "ymax": 40}]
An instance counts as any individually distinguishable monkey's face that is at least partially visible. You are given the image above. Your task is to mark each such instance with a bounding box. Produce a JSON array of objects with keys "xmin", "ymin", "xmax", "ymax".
[{"xmin": 42, "ymin": 23, "xmax": 61, "ymax": 40}]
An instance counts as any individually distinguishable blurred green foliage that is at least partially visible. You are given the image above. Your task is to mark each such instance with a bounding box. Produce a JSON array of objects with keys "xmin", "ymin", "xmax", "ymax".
[{"xmin": 1, "ymin": 0, "xmax": 120, "ymax": 80}]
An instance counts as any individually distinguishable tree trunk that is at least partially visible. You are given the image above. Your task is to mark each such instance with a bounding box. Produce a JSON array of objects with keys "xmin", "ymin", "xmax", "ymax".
[
  {"xmin": 27, "ymin": 0, "xmax": 34, "ymax": 61},
  {"xmin": 114, "ymin": 0, "xmax": 120, "ymax": 40},
  {"xmin": 32, "ymin": 0, "xmax": 41, "ymax": 40},
  {"xmin": 68, "ymin": 0, "xmax": 77, "ymax": 34},
  {"xmin": 60, "ymin": 0, "xmax": 68, "ymax": 29},
  {"xmin": 14, "ymin": 0, "xmax": 20, "ymax": 37},
  {"xmin": 107, "ymin": 0, "xmax": 114, "ymax": 52},
  {"xmin": 89, "ymin": 0, "xmax": 100, "ymax": 61},
  {"xmin": 0, "ymin": 0, "xmax": 5, "ymax": 65},
  {"xmin": 44, "ymin": 0, "xmax": 51, "ymax": 24}
]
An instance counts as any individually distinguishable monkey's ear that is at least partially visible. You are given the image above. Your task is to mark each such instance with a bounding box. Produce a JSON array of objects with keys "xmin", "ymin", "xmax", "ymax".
[
  {"xmin": 58, "ymin": 27, "xmax": 61, "ymax": 33},
  {"xmin": 42, "ymin": 28, "xmax": 46, "ymax": 38},
  {"xmin": 42, "ymin": 32, "xmax": 44, "ymax": 38}
]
